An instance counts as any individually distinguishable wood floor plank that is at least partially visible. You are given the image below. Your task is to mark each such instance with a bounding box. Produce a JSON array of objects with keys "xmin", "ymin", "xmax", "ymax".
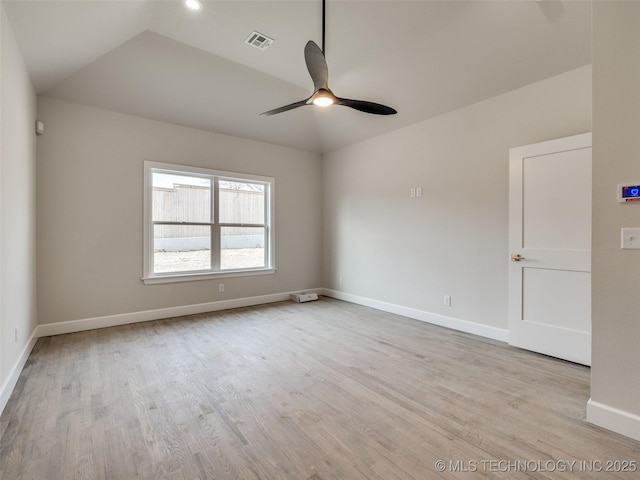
[{"xmin": 1, "ymin": 298, "xmax": 639, "ymax": 479}]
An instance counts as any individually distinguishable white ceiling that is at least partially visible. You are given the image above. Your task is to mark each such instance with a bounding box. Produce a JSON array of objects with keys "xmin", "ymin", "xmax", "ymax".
[{"xmin": 3, "ymin": 0, "xmax": 591, "ymax": 153}]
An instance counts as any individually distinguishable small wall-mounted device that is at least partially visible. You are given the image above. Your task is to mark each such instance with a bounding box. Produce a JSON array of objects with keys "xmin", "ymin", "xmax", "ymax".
[
  {"xmin": 617, "ymin": 183, "xmax": 640, "ymax": 203},
  {"xmin": 35, "ymin": 120, "xmax": 45, "ymax": 135},
  {"xmin": 290, "ymin": 292, "xmax": 318, "ymax": 303}
]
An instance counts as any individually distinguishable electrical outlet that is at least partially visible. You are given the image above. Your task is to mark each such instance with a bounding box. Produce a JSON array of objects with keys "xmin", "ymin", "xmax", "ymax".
[
  {"xmin": 416, "ymin": 187, "xmax": 422, "ymax": 198},
  {"xmin": 410, "ymin": 188, "xmax": 416, "ymax": 198},
  {"xmin": 218, "ymin": 283, "xmax": 225, "ymax": 293},
  {"xmin": 443, "ymin": 295, "xmax": 452, "ymax": 307}
]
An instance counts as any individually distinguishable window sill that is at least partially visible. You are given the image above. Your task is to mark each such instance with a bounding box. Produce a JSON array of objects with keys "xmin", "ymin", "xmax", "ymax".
[{"xmin": 142, "ymin": 268, "xmax": 276, "ymax": 285}]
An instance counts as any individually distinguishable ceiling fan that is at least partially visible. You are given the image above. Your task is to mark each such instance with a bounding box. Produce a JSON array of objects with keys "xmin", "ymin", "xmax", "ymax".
[{"xmin": 261, "ymin": 0, "xmax": 397, "ymax": 117}]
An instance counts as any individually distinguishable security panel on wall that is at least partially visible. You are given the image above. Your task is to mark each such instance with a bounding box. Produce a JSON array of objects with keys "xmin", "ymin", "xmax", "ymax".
[{"xmin": 617, "ymin": 183, "xmax": 640, "ymax": 203}]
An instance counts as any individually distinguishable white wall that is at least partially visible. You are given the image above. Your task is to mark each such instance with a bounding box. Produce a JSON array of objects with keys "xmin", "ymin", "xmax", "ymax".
[
  {"xmin": 588, "ymin": 1, "xmax": 640, "ymax": 441},
  {"xmin": 0, "ymin": 6, "xmax": 38, "ymax": 407},
  {"xmin": 323, "ymin": 65, "xmax": 591, "ymax": 336},
  {"xmin": 36, "ymin": 97, "xmax": 322, "ymax": 325}
]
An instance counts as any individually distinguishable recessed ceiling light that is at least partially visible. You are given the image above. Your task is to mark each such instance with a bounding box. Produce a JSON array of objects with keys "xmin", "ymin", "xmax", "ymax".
[{"xmin": 185, "ymin": 0, "xmax": 202, "ymax": 11}]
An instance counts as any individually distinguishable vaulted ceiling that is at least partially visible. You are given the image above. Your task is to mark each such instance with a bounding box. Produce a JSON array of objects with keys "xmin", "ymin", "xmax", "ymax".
[{"xmin": 4, "ymin": 0, "xmax": 591, "ymax": 153}]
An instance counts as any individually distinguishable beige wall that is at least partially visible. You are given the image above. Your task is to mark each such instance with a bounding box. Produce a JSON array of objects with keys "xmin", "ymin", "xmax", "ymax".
[
  {"xmin": 0, "ymin": 6, "xmax": 37, "ymax": 396},
  {"xmin": 589, "ymin": 1, "xmax": 640, "ymax": 438},
  {"xmin": 323, "ymin": 65, "xmax": 591, "ymax": 332},
  {"xmin": 36, "ymin": 97, "xmax": 322, "ymax": 324}
]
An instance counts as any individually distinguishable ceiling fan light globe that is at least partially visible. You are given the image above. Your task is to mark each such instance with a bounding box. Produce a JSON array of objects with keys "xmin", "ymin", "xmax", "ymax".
[
  {"xmin": 311, "ymin": 89, "xmax": 336, "ymax": 107},
  {"xmin": 185, "ymin": 0, "xmax": 202, "ymax": 11},
  {"xmin": 313, "ymin": 96, "xmax": 334, "ymax": 107}
]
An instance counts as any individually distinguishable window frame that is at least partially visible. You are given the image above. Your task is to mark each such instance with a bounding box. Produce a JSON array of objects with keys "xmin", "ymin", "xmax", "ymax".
[{"xmin": 142, "ymin": 161, "xmax": 275, "ymax": 284}]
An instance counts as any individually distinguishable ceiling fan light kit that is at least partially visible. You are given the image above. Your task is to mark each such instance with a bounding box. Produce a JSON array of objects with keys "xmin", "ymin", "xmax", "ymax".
[
  {"xmin": 261, "ymin": 0, "xmax": 397, "ymax": 117},
  {"xmin": 184, "ymin": 0, "xmax": 202, "ymax": 12},
  {"xmin": 311, "ymin": 89, "xmax": 336, "ymax": 107}
]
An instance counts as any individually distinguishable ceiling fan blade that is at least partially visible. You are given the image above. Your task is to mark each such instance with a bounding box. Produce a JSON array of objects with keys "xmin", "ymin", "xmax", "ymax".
[
  {"xmin": 304, "ymin": 41, "xmax": 329, "ymax": 91},
  {"xmin": 337, "ymin": 97, "xmax": 397, "ymax": 115},
  {"xmin": 260, "ymin": 99, "xmax": 309, "ymax": 116}
]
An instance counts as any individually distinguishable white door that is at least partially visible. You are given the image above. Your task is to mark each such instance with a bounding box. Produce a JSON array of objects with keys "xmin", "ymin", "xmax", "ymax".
[{"xmin": 508, "ymin": 133, "xmax": 592, "ymax": 366}]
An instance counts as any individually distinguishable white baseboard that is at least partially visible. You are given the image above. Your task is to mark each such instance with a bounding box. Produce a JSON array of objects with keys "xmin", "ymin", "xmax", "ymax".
[
  {"xmin": 37, "ymin": 290, "xmax": 320, "ymax": 338},
  {"xmin": 321, "ymin": 288, "xmax": 509, "ymax": 343},
  {"xmin": 586, "ymin": 399, "xmax": 640, "ymax": 442},
  {"xmin": 35, "ymin": 288, "xmax": 507, "ymax": 342},
  {"xmin": 0, "ymin": 328, "xmax": 38, "ymax": 415}
]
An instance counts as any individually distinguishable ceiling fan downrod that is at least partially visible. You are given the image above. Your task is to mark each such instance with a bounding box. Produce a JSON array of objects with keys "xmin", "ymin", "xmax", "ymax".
[{"xmin": 322, "ymin": 0, "xmax": 326, "ymax": 55}]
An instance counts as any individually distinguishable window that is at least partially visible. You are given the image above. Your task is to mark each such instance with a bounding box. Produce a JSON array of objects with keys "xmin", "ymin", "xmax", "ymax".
[{"xmin": 143, "ymin": 161, "xmax": 275, "ymax": 284}]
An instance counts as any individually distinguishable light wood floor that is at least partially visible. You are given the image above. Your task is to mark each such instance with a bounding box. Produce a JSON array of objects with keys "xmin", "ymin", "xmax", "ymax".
[{"xmin": 1, "ymin": 298, "xmax": 638, "ymax": 479}]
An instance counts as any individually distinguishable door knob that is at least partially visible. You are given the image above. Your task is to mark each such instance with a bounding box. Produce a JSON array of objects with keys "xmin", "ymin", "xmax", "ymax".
[{"xmin": 511, "ymin": 253, "xmax": 525, "ymax": 262}]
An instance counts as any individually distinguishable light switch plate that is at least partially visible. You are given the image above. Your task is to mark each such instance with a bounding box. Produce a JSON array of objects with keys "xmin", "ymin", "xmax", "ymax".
[{"xmin": 621, "ymin": 228, "xmax": 640, "ymax": 249}]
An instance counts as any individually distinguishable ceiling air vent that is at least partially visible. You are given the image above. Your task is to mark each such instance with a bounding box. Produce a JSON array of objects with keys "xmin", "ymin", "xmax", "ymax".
[{"xmin": 245, "ymin": 31, "xmax": 274, "ymax": 50}]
